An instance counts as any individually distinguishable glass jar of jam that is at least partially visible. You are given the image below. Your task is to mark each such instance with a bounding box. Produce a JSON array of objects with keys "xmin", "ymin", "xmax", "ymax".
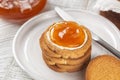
[{"xmin": 0, "ymin": 0, "xmax": 47, "ymax": 23}]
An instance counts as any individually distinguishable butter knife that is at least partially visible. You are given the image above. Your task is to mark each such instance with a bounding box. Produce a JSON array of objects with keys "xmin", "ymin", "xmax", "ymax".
[{"xmin": 54, "ymin": 7, "xmax": 120, "ymax": 58}]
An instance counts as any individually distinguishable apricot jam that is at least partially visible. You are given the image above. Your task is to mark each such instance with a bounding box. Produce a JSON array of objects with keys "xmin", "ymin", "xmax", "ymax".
[
  {"xmin": 50, "ymin": 21, "xmax": 86, "ymax": 47},
  {"xmin": 0, "ymin": 0, "xmax": 46, "ymax": 22}
]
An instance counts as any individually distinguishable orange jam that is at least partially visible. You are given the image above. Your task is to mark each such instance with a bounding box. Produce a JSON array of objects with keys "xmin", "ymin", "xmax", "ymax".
[
  {"xmin": 50, "ymin": 21, "xmax": 86, "ymax": 47},
  {"xmin": 0, "ymin": 0, "xmax": 46, "ymax": 22}
]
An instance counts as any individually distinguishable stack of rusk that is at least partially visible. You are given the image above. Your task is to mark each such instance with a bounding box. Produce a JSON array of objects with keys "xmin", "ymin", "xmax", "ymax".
[{"xmin": 40, "ymin": 21, "xmax": 92, "ymax": 72}]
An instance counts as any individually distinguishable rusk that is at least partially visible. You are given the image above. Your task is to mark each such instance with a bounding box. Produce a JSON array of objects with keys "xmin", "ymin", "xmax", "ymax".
[
  {"xmin": 85, "ymin": 55, "xmax": 120, "ymax": 80},
  {"xmin": 42, "ymin": 47, "xmax": 91, "ymax": 65},
  {"xmin": 43, "ymin": 26, "xmax": 92, "ymax": 59},
  {"xmin": 43, "ymin": 54, "xmax": 90, "ymax": 72}
]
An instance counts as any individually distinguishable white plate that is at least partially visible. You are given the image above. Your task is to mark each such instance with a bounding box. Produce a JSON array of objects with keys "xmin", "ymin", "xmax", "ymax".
[{"xmin": 13, "ymin": 9, "xmax": 120, "ymax": 80}]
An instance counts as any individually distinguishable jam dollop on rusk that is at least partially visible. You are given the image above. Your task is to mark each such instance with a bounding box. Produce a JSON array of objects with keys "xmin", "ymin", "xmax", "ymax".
[
  {"xmin": 40, "ymin": 21, "xmax": 92, "ymax": 72},
  {"xmin": 50, "ymin": 21, "xmax": 86, "ymax": 47}
]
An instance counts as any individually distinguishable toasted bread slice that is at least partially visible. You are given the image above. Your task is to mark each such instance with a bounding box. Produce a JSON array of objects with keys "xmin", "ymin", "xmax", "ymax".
[
  {"xmin": 43, "ymin": 25, "xmax": 92, "ymax": 59},
  {"xmin": 42, "ymin": 47, "xmax": 91, "ymax": 65},
  {"xmin": 40, "ymin": 34, "xmax": 62, "ymax": 58},
  {"xmin": 85, "ymin": 55, "xmax": 120, "ymax": 80},
  {"xmin": 43, "ymin": 53, "xmax": 90, "ymax": 72}
]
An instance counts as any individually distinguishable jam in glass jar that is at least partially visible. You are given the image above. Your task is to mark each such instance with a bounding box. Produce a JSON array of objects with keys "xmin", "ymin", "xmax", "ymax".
[{"xmin": 0, "ymin": 0, "xmax": 47, "ymax": 23}]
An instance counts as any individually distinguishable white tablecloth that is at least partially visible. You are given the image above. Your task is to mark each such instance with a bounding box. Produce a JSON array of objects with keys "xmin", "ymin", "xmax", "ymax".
[{"xmin": 0, "ymin": 0, "xmax": 97, "ymax": 80}]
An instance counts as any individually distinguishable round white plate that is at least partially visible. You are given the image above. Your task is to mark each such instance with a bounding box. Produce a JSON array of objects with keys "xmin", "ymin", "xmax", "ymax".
[{"xmin": 13, "ymin": 9, "xmax": 120, "ymax": 80}]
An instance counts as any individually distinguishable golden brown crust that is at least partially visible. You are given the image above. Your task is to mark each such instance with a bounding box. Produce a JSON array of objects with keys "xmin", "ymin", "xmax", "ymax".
[
  {"xmin": 85, "ymin": 55, "xmax": 120, "ymax": 80},
  {"xmin": 43, "ymin": 55, "xmax": 66, "ymax": 72},
  {"xmin": 42, "ymin": 47, "xmax": 91, "ymax": 65},
  {"xmin": 56, "ymin": 58, "xmax": 90, "ymax": 72},
  {"xmin": 43, "ymin": 53, "xmax": 90, "ymax": 72},
  {"xmin": 40, "ymin": 34, "xmax": 62, "ymax": 58},
  {"xmin": 42, "ymin": 26, "xmax": 92, "ymax": 59}
]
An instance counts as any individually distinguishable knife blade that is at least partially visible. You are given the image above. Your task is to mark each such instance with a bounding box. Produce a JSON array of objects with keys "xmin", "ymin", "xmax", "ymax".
[{"xmin": 54, "ymin": 7, "xmax": 120, "ymax": 58}]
